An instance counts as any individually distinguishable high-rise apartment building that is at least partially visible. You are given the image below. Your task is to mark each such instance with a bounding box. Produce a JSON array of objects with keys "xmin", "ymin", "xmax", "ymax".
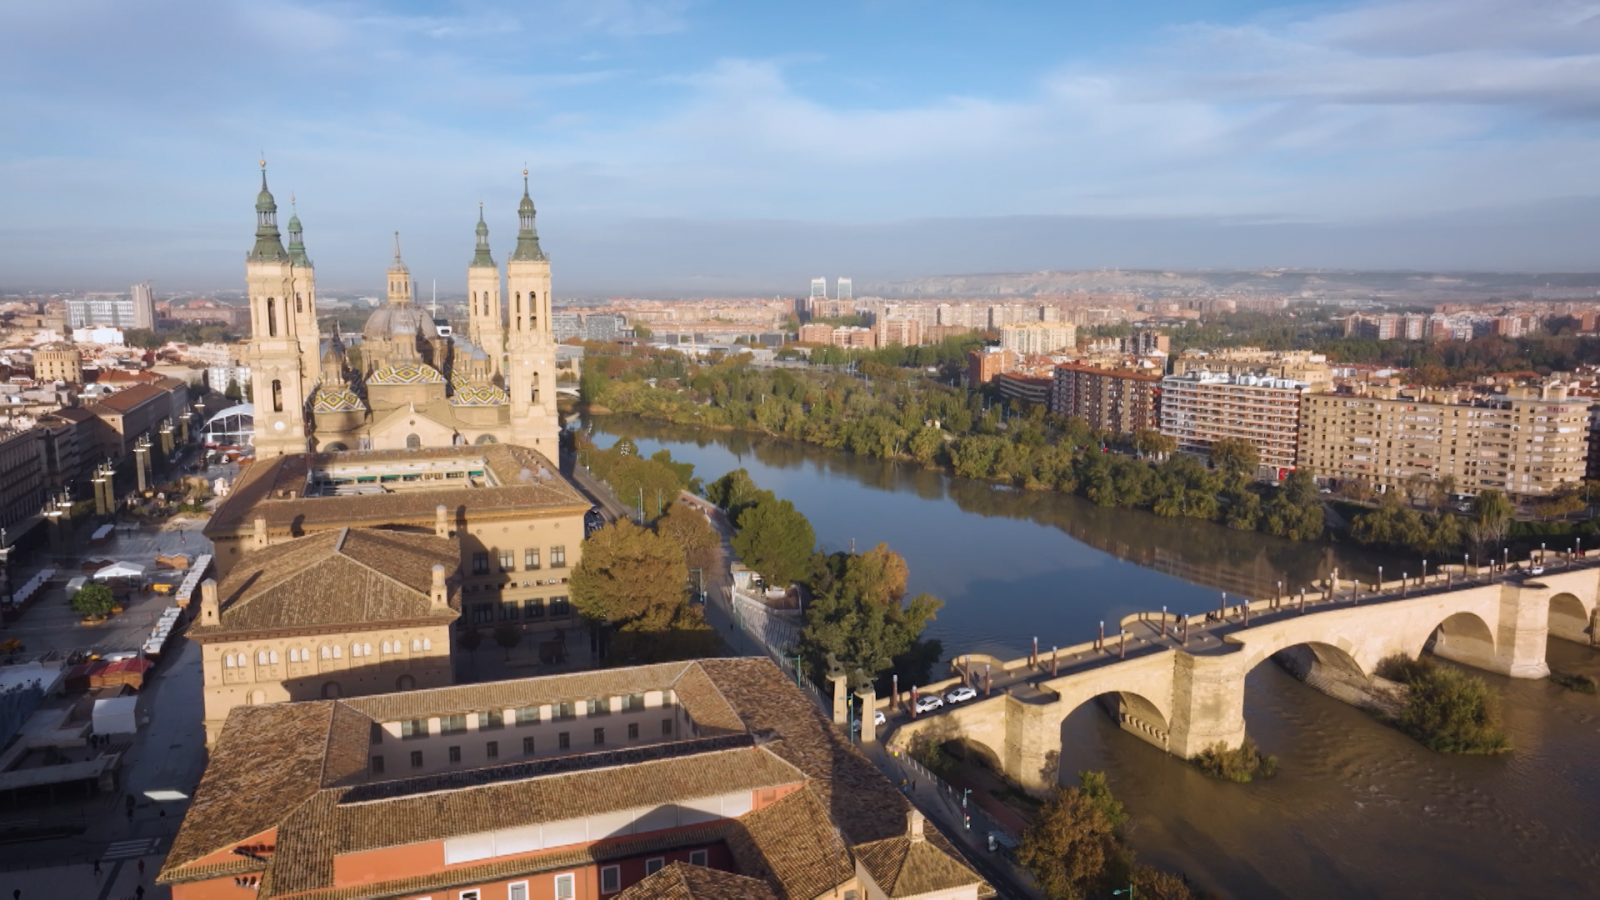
[
  {"xmin": 1298, "ymin": 383, "xmax": 1590, "ymax": 497},
  {"xmin": 837, "ymin": 276, "xmax": 853, "ymax": 301},
  {"xmin": 967, "ymin": 347, "xmax": 1015, "ymax": 385},
  {"xmin": 130, "ymin": 282, "xmax": 156, "ymax": 329},
  {"xmin": 810, "ymin": 277, "xmax": 828, "ymax": 300},
  {"xmin": 1159, "ymin": 372, "xmax": 1309, "ymax": 474},
  {"xmin": 1049, "ymin": 364, "xmax": 1162, "ymax": 436},
  {"xmin": 875, "ymin": 316, "xmax": 921, "ymax": 347},
  {"xmin": 999, "ymin": 322, "xmax": 1076, "ymax": 355}
]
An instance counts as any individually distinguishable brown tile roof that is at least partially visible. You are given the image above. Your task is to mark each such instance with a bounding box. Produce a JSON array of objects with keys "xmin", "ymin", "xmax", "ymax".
[
  {"xmin": 159, "ymin": 702, "xmax": 342, "ymax": 882},
  {"xmin": 89, "ymin": 381, "xmax": 168, "ymax": 414},
  {"xmin": 616, "ymin": 861, "xmax": 778, "ymax": 900},
  {"xmin": 189, "ymin": 528, "xmax": 460, "ymax": 635},
  {"xmin": 725, "ymin": 789, "xmax": 853, "ymax": 900},
  {"xmin": 855, "ymin": 830, "xmax": 986, "ymax": 898},
  {"xmin": 205, "ymin": 443, "xmax": 589, "ymax": 536}
]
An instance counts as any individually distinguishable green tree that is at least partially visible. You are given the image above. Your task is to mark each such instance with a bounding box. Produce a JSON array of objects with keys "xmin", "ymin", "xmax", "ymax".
[
  {"xmin": 492, "ymin": 621, "xmax": 522, "ymax": 660},
  {"xmin": 1209, "ymin": 437, "xmax": 1260, "ymax": 479},
  {"xmin": 1395, "ymin": 662, "xmax": 1512, "ymax": 754},
  {"xmin": 730, "ymin": 497, "xmax": 815, "ymax": 588},
  {"xmin": 571, "ymin": 520, "xmax": 690, "ymax": 629},
  {"xmin": 908, "ymin": 425, "xmax": 945, "ymax": 467},
  {"xmin": 705, "ymin": 468, "xmax": 774, "ymax": 519},
  {"xmin": 224, "ymin": 378, "xmax": 242, "ymax": 401},
  {"xmin": 1130, "ymin": 428, "xmax": 1176, "ymax": 459},
  {"xmin": 70, "ymin": 584, "xmax": 116, "ymax": 618},
  {"xmin": 458, "ymin": 624, "xmax": 483, "ymax": 654},
  {"xmin": 1470, "ymin": 489, "xmax": 1514, "ymax": 529},
  {"xmin": 1077, "ymin": 770, "xmax": 1129, "ymax": 836},
  {"xmin": 799, "ymin": 548, "xmax": 943, "ymax": 691}
]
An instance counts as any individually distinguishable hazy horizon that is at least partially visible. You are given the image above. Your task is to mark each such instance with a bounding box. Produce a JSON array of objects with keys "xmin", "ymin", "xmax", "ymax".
[{"xmin": 3, "ymin": 1, "xmax": 1597, "ymax": 295}]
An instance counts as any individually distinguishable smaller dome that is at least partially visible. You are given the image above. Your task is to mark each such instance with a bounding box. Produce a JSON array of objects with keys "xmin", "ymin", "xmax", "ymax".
[
  {"xmin": 451, "ymin": 383, "xmax": 510, "ymax": 407},
  {"xmin": 312, "ymin": 385, "xmax": 367, "ymax": 413},
  {"xmin": 256, "ymin": 167, "xmax": 276, "ymax": 212},
  {"xmin": 288, "ymin": 214, "xmax": 302, "ymax": 233},
  {"xmin": 368, "ymin": 363, "xmax": 445, "ymax": 386}
]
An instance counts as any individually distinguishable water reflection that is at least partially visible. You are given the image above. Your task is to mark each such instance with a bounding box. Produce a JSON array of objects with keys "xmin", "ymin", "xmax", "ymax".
[{"xmin": 586, "ymin": 416, "xmax": 1400, "ymax": 660}]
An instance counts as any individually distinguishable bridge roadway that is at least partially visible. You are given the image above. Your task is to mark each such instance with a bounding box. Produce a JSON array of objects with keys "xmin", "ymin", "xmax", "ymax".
[{"xmin": 884, "ymin": 551, "xmax": 1600, "ymax": 790}]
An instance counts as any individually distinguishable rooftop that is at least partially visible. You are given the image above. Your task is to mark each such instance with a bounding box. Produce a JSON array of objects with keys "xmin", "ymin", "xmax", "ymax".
[{"xmin": 205, "ymin": 443, "xmax": 589, "ymax": 535}]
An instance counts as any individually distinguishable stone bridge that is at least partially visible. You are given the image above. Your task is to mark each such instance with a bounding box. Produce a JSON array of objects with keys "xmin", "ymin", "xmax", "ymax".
[{"xmin": 889, "ymin": 559, "xmax": 1600, "ymax": 791}]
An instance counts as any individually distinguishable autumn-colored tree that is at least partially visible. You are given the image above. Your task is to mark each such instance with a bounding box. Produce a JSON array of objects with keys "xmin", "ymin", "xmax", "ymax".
[
  {"xmin": 572, "ymin": 520, "xmax": 689, "ymax": 630},
  {"xmin": 1016, "ymin": 785, "xmax": 1116, "ymax": 900},
  {"xmin": 841, "ymin": 543, "xmax": 910, "ymax": 605},
  {"xmin": 1209, "ymin": 437, "xmax": 1260, "ymax": 480},
  {"xmin": 657, "ymin": 501, "xmax": 719, "ymax": 573}
]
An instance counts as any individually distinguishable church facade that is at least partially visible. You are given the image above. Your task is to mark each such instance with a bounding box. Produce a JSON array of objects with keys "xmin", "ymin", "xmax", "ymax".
[{"xmin": 244, "ymin": 165, "xmax": 561, "ymax": 457}]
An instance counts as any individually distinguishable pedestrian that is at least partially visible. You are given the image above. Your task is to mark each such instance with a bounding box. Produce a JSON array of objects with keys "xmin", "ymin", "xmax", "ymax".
[
  {"xmin": 135, "ymin": 887, "xmax": 144, "ymax": 900},
  {"xmin": 93, "ymin": 859, "xmax": 101, "ymax": 877},
  {"xmin": 912, "ymin": 779, "xmax": 917, "ymax": 791},
  {"xmin": 137, "ymin": 858, "xmax": 145, "ymax": 876},
  {"xmin": 126, "ymin": 806, "xmax": 134, "ymax": 823}
]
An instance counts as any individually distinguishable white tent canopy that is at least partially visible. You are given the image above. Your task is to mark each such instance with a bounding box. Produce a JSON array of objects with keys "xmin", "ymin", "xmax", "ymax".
[
  {"xmin": 92, "ymin": 697, "xmax": 139, "ymax": 735},
  {"xmin": 93, "ymin": 561, "xmax": 146, "ymax": 580}
]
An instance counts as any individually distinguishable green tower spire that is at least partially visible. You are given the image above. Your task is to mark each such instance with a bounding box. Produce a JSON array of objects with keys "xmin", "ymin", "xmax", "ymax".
[
  {"xmin": 249, "ymin": 161, "xmax": 290, "ymax": 263},
  {"xmin": 470, "ymin": 202, "xmax": 496, "ymax": 269},
  {"xmin": 510, "ymin": 171, "xmax": 547, "ymax": 263},
  {"xmin": 287, "ymin": 195, "xmax": 312, "ymax": 268}
]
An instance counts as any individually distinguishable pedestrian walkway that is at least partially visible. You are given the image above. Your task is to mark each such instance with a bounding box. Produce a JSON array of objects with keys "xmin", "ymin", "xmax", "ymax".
[
  {"xmin": 101, "ymin": 838, "xmax": 159, "ymax": 860},
  {"xmin": 1, "ymin": 858, "xmax": 168, "ymax": 900}
]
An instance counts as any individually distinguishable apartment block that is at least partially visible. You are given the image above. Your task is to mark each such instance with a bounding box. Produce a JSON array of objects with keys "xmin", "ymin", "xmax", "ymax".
[
  {"xmin": 999, "ymin": 322, "xmax": 1076, "ymax": 355},
  {"xmin": 1159, "ymin": 372, "xmax": 1309, "ymax": 473},
  {"xmin": 1049, "ymin": 364, "xmax": 1162, "ymax": 436},
  {"xmin": 967, "ymin": 347, "xmax": 1015, "ymax": 385},
  {"xmin": 875, "ymin": 315, "xmax": 922, "ymax": 347},
  {"xmin": 1298, "ymin": 383, "xmax": 1591, "ymax": 497}
]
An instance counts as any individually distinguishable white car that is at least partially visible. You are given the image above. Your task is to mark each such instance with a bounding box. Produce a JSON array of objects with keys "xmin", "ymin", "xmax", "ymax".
[
  {"xmin": 873, "ymin": 709, "xmax": 886, "ymax": 726},
  {"xmin": 1528, "ymin": 565, "xmax": 1546, "ymax": 576},
  {"xmin": 913, "ymin": 695, "xmax": 944, "ymax": 714},
  {"xmin": 944, "ymin": 686, "xmax": 978, "ymax": 704}
]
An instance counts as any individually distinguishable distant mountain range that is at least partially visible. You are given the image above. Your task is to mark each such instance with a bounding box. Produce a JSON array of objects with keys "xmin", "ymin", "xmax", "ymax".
[{"xmin": 866, "ymin": 269, "xmax": 1600, "ymax": 301}]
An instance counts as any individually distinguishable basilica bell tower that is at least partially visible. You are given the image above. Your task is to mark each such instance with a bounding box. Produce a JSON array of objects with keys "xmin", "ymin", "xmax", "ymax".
[{"xmin": 244, "ymin": 162, "xmax": 310, "ymax": 458}]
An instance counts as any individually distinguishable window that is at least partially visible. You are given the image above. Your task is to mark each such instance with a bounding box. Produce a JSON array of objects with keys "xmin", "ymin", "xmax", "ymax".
[
  {"xmin": 558, "ymin": 732, "xmax": 570, "ymax": 750},
  {"xmin": 481, "ymin": 709, "xmax": 504, "ymax": 730},
  {"xmin": 627, "ymin": 722, "xmax": 639, "ymax": 740},
  {"xmin": 525, "ymin": 598, "xmax": 545, "ymax": 619},
  {"xmin": 645, "ymin": 857, "xmax": 665, "ymax": 876},
  {"xmin": 500, "ymin": 600, "xmax": 520, "ymax": 621},
  {"xmin": 332, "ymin": 645, "xmax": 342, "ymax": 659},
  {"xmin": 223, "ymin": 654, "xmax": 235, "ymax": 668},
  {"xmin": 515, "ymin": 706, "xmax": 540, "ymax": 726},
  {"xmin": 472, "ymin": 552, "xmax": 489, "ymax": 575},
  {"xmin": 289, "ymin": 648, "xmax": 301, "ymax": 663},
  {"xmin": 524, "ymin": 548, "xmax": 540, "ymax": 570},
  {"xmin": 370, "ymin": 723, "xmax": 384, "ymax": 745},
  {"xmin": 662, "ymin": 718, "xmax": 673, "ymax": 736},
  {"xmin": 499, "ymin": 549, "xmax": 514, "ymax": 572},
  {"xmin": 406, "ymin": 433, "xmax": 421, "ymax": 450},
  {"xmin": 523, "ymin": 736, "xmax": 535, "ymax": 755},
  {"xmin": 370, "ymin": 755, "xmax": 384, "ymax": 775},
  {"xmin": 550, "ymin": 546, "xmax": 566, "ymax": 568},
  {"xmin": 440, "ymin": 714, "xmax": 467, "ymax": 735},
  {"xmin": 410, "ymin": 750, "xmax": 424, "ymax": 769},
  {"xmin": 256, "ymin": 651, "xmax": 269, "ymax": 665},
  {"xmin": 593, "ymin": 727, "xmax": 605, "ymax": 746},
  {"xmin": 551, "ymin": 596, "xmax": 570, "ymax": 617},
  {"xmin": 508, "ymin": 884, "xmax": 528, "ymax": 900},
  {"xmin": 554, "ymin": 874, "xmax": 575, "ymax": 900},
  {"xmin": 486, "ymin": 740, "xmax": 499, "ymax": 759},
  {"xmin": 402, "ymin": 719, "xmax": 429, "ymax": 739},
  {"xmin": 460, "ymin": 891, "xmax": 480, "ymax": 900},
  {"xmin": 472, "ymin": 603, "xmax": 493, "ymax": 625},
  {"xmin": 555, "ymin": 702, "xmax": 575, "ymax": 721},
  {"xmin": 587, "ymin": 698, "xmax": 610, "ymax": 717},
  {"xmin": 689, "ymin": 849, "xmax": 708, "ymax": 867},
  {"xmin": 622, "ymin": 694, "xmax": 645, "ymax": 711},
  {"xmin": 448, "ymin": 746, "xmax": 461, "ymax": 763},
  {"xmin": 600, "ymin": 865, "xmax": 621, "ymax": 893}
]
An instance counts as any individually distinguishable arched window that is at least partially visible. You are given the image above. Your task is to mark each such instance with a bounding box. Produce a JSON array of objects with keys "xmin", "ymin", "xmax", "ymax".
[
  {"xmin": 410, "ymin": 638, "xmax": 421, "ymax": 652},
  {"xmin": 333, "ymin": 645, "xmax": 342, "ymax": 659},
  {"xmin": 271, "ymin": 379, "xmax": 284, "ymax": 413},
  {"xmin": 267, "ymin": 298, "xmax": 278, "ymax": 337},
  {"xmin": 319, "ymin": 646, "xmax": 330, "ymax": 660},
  {"xmin": 223, "ymin": 654, "xmax": 234, "ymax": 668},
  {"xmin": 364, "ymin": 643, "xmax": 373, "ymax": 657},
  {"xmin": 322, "ymin": 682, "xmax": 341, "ymax": 699},
  {"xmin": 406, "ymin": 434, "xmax": 421, "ymax": 450},
  {"xmin": 380, "ymin": 640, "xmax": 392, "ymax": 655},
  {"xmin": 422, "ymin": 638, "xmax": 432, "ymax": 651},
  {"xmin": 475, "ymin": 433, "xmax": 497, "ymax": 445},
  {"xmin": 257, "ymin": 650, "xmax": 268, "ymax": 665},
  {"xmin": 296, "ymin": 294, "xmax": 303, "ymax": 314},
  {"xmin": 269, "ymin": 650, "xmax": 280, "ymax": 664},
  {"xmin": 397, "ymin": 674, "xmax": 416, "ymax": 691}
]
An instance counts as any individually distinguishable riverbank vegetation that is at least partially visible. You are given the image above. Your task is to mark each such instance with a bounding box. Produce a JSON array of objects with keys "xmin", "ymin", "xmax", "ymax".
[
  {"xmin": 1550, "ymin": 671, "xmax": 1599, "ymax": 694},
  {"xmin": 1375, "ymin": 655, "xmax": 1512, "ymax": 754},
  {"xmin": 1191, "ymin": 738, "xmax": 1278, "ymax": 783},
  {"xmin": 1017, "ymin": 771, "xmax": 1202, "ymax": 900}
]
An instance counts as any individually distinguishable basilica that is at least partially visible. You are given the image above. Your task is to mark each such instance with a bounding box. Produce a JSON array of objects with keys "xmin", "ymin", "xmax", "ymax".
[{"xmin": 243, "ymin": 164, "xmax": 561, "ymax": 456}]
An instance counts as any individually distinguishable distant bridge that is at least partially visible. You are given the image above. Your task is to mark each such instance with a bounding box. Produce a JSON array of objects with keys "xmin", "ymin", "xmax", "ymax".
[{"xmin": 888, "ymin": 557, "xmax": 1599, "ymax": 790}]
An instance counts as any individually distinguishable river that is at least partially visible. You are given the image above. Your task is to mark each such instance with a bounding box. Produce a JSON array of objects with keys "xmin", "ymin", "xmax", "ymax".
[{"xmin": 587, "ymin": 415, "xmax": 1600, "ymax": 900}]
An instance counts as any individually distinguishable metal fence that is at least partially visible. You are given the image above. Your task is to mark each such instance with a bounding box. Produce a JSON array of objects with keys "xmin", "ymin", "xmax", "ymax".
[{"xmin": 891, "ymin": 748, "xmax": 1019, "ymax": 845}]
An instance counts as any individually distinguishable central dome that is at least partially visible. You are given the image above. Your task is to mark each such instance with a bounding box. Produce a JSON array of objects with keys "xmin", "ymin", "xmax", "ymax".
[{"xmin": 363, "ymin": 303, "xmax": 436, "ymax": 344}]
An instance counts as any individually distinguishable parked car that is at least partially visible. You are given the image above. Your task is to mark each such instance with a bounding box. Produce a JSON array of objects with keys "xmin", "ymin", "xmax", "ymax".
[
  {"xmin": 873, "ymin": 709, "xmax": 886, "ymax": 726},
  {"xmin": 944, "ymin": 686, "xmax": 978, "ymax": 704},
  {"xmin": 913, "ymin": 694, "xmax": 944, "ymax": 714},
  {"xmin": 1528, "ymin": 565, "xmax": 1546, "ymax": 576}
]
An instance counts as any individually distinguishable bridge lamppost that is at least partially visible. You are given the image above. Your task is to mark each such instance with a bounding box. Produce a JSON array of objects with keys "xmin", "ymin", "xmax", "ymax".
[
  {"xmin": 1422, "ymin": 559, "xmax": 1427, "ymax": 586},
  {"xmin": 1377, "ymin": 566, "xmax": 1383, "ymax": 594},
  {"xmin": 1402, "ymin": 572, "xmax": 1407, "ymax": 599}
]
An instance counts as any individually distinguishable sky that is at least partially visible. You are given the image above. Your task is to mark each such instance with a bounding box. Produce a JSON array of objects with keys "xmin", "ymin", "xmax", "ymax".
[{"xmin": 1, "ymin": 0, "xmax": 1598, "ymax": 295}]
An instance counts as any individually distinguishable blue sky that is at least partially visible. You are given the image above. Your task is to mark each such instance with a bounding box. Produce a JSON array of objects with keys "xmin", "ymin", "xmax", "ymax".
[{"xmin": 1, "ymin": 0, "xmax": 1598, "ymax": 294}]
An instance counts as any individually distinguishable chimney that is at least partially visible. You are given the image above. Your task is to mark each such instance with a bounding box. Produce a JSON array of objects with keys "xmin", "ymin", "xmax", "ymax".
[
  {"xmin": 253, "ymin": 516, "xmax": 268, "ymax": 549},
  {"xmin": 907, "ymin": 808, "xmax": 924, "ymax": 842},
  {"xmin": 430, "ymin": 564, "xmax": 449, "ymax": 611},
  {"xmin": 200, "ymin": 579, "xmax": 219, "ymax": 625},
  {"xmin": 434, "ymin": 504, "xmax": 449, "ymax": 538}
]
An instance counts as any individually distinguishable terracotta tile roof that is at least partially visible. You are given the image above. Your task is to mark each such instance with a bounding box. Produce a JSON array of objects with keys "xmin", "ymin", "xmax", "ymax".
[
  {"xmin": 159, "ymin": 702, "xmax": 342, "ymax": 883},
  {"xmin": 854, "ymin": 830, "xmax": 986, "ymax": 898},
  {"xmin": 205, "ymin": 443, "xmax": 588, "ymax": 536},
  {"xmin": 616, "ymin": 861, "xmax": 778, "ymax": 900},
  {"xmin": 89, "ymin": 381, "xmax": 168, "ymax": 414},
  {"xmin": 725, "ymin": 789, "xmax": 853, "ymax": 900},
  {"xmin": 189, "ymin": 528, "xmax": 460, "ymax": 635}
]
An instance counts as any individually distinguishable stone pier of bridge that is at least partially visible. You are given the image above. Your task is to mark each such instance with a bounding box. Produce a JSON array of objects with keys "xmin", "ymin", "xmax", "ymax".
[{"xmin": 889, "ymin": 564, "xmax": 1600, "ymax": 791}]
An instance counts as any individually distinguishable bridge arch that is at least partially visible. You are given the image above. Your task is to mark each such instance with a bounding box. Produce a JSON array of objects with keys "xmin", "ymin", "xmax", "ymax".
[
  {"xmin": 1426, "ymin": 611, "xmax": 1497, "ymax": 670},
  {"xmin": 1549, "ymin": 592, "xmax": 1591, "ymax": 645}
]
